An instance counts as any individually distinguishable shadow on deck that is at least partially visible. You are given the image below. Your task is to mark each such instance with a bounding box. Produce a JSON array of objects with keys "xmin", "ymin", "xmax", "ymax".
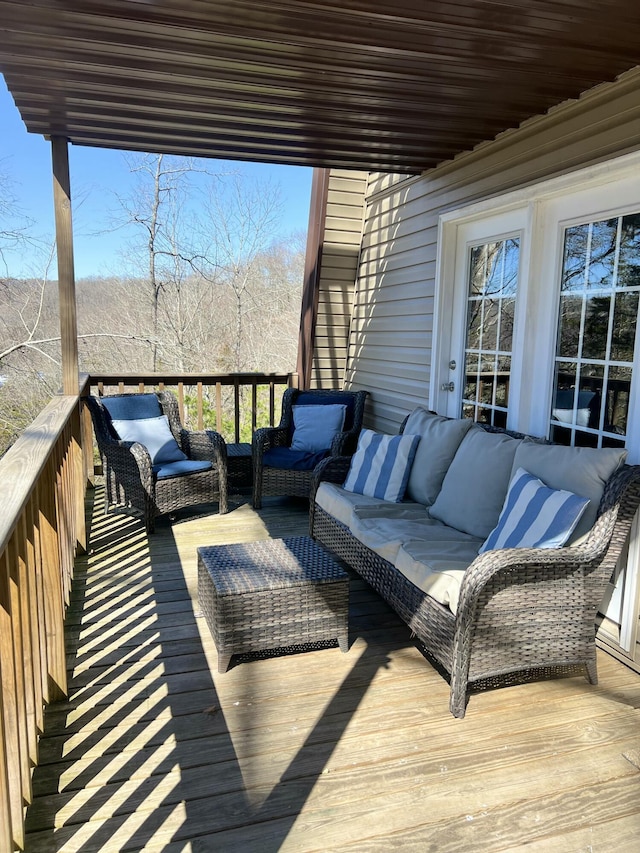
[{"xmin": 23, "ymin": 487, "xmax": 640, "ymax": 852}]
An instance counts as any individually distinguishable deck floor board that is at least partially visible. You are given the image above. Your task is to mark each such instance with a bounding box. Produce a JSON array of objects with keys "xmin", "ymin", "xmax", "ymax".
[{"xmin": 24, "ymin": 487, "xmax": 640, "ymax": 852}]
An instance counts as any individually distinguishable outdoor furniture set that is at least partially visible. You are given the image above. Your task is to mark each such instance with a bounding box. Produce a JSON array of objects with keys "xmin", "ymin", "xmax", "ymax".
[{"xmin": 88, "ymin": 389, "xmax": 640, "ymax": 718}]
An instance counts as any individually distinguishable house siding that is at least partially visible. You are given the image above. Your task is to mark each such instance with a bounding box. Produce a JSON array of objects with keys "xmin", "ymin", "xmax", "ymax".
[
  {"xmin": 310, "ymin": 169, "xmax": 367, "ymax": 389},
  {"xmin": 342, "ymin": 66, "xmax": 640, "ymax": 673},
  {"xmin": 345, "ymin": 66, "xmax": 640, "ymax": 433}
]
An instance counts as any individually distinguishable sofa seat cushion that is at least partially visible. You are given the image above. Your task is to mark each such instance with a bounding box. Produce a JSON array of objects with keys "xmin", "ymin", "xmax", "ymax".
[
  {"xmin": 403, "ymin": 407, "xmax": 473, "ymax": 506},
  {"xmin": 351, "ymin": 513, "xmax": 473, "ymax": 565},
  {"xmin": 511, "ymin": 442, "xmax": 627, "ymax": 542},
  {"xmin": 429, "ymin": 426, "xmax": 522, "ymax": 539},
  {"xmin": 395, "ymin": 535, "xmax": 484, "ymax": 615},
  {"xmin": 315, "ymin": 482, "xmax": 424, "ymax": 529}
]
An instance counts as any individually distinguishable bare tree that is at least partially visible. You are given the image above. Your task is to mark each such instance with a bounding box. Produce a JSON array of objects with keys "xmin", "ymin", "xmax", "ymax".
[{"xmin": 199, "ymin": 173, "xmax": 284, "ymax": 371}]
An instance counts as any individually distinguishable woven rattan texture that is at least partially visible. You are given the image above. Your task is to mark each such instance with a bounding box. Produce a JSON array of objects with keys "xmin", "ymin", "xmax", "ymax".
[
  {"xmin": 227, "ymin": 442, "xmax": 252, "ymax": 488},
  {"xmin": 198, "ymin": 536, "xmax": 349, "ymax": 671}
]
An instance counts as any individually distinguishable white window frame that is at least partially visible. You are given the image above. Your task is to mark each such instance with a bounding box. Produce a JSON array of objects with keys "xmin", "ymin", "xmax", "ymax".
[
  {"xmin": 433, "ymin": 148, "xmax": 640, "ymax": 463},
  {"xmin": 433, "ymin": 147, "xmax": 640, "ymax": 656},
  {"xmin": 432, "ymin": 204, "xmax": 533, "ymax": 423}
]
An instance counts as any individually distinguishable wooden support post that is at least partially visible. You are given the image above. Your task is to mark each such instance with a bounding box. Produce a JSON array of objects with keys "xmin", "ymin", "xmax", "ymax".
[
  {"xmin": 297, "ymin": 168, "xmax": 329, "ymax": 390},
  {"xmin": 51, "ymin": 136, "xmax": 80, "ymax": 396}
]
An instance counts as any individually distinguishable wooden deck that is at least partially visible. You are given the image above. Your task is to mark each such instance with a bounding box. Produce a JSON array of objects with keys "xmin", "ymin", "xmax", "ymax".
[{"xmin": 23, "ymin": 486, "xmax": 640, "ymax": 852}]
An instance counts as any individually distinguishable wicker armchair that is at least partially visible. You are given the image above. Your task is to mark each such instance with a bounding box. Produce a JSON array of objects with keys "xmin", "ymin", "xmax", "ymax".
[
  {"xmin": 87, "ymin": 390, "xmax": 228, "ymax": 533},
  {"xmin": 252, "ymin": 387, "xmax": 368, "ymax": 509}
]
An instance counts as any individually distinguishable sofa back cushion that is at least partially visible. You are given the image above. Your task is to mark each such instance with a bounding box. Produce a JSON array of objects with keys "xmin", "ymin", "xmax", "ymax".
[
  {"xmin": 429, "ymin": 426, "xmax": 522, "ymax": 538},
  {"xmin": 403, "ymin": 407, "xmax": 473, "ymax": 506},
  {"xmin": 511, "ymin": 442, "xmax": 627, "ymax": 542}
]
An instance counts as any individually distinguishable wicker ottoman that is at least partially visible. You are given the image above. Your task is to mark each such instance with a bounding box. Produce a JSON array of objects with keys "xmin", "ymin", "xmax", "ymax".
[{"xmin": 197, "ymin": 536, "xmax": 349, "ymax": 672}]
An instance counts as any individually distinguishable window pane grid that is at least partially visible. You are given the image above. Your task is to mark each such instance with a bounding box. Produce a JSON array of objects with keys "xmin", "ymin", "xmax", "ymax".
[
  {"xmin": 551, "ymin": 212, "xmax": 640, "ymax": 448},
  {"xmin": 462, "ymin": 238, "xmax": 519, "ymax": 428}
]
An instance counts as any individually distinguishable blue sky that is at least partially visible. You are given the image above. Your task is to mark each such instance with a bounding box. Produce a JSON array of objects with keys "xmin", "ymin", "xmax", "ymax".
[{"xmin": 0, "ymin": 75, "xmax": 313, "ymax": 279}]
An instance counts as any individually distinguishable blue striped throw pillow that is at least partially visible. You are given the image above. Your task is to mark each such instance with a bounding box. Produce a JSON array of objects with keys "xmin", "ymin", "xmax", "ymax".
[
  {"xmin": 479, "ymin": 467, "xmax": 590, "ymax": 553},
  {"xmin": 343, "ymin": 429, "xmax": 421, "ymax": 502}
]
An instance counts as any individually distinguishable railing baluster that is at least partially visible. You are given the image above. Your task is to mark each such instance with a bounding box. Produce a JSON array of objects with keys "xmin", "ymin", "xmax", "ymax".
[
  {"xmin": 24, "ymin": 503, "xmax": 43, "ymax": 735},
  {"xmin": 234, "ymin": 379, "xmax": 241, "ymax": 443},
  {"xmin": 251, "ymin": 382, "xmax": 257, "ymax": 435},
  {"xmin": 197, "ymin": 381, "xmax": 204, "ymax": 430},
  {"xmin": 0, "ymin": 549, "xmax": 24, "ymax": 850},
  {"xmin": 177, "ymin": 382, "xmax": 185, "ymax": 424},
  {"xmin": 216, "ymin": 382, "xmax": 223, "ymax": 433},
  {"xmin": 16, "ymin": 520, "xmax": 37, "ymax": 767}
]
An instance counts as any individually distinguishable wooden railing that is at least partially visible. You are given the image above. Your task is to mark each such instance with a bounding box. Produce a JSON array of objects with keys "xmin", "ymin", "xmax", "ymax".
[
  {"xmin": 87, "ymin": 372, "xmax": 299, "ymax": 444},
  {"xmin": 0, "ymin": 370, "xmax": 298, "ymax": 848},
  {"xmin": 0, "ymin": 391, "xmax": 88, "ymax": 851}
]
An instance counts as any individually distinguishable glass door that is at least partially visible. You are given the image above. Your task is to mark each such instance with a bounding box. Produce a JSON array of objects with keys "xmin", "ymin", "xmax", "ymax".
[{"xmin": 461, "ymin": 237, "xmax": 520, "ymax": 428}]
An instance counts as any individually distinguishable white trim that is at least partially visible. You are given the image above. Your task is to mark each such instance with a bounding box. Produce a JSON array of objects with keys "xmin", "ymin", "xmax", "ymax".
[
  {"xmin": 432, "ymin": 206, "xmax": 531, "ymax": 419},
  {"xmin": 435, "ymin": 146, "xmax": 640, "ymax": 443},
  {"xmin": 438, "ymin": 146, "xmax": 640, "ymax": 227}
]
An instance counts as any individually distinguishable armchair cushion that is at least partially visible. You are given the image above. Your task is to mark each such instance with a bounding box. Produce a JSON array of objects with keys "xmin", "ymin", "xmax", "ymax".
[
  {"xmin": 293, "ymin": 392, "xmax": 356, "ymax": 429},
  {"xmin": 263, "ymin": 446, "xmax": 328, "ymax": 471},
  {"xmin": 101, "ymin": 393, "xmax": 162, "ymax": 421},
  {"xmin": 111, "ymin": 415, "xmax": 187, "ymax": 465},
  {"xmin": 479, "ymin": 467, "xmax": 589, "ymax": 553},
  {"xmin": 343, "ymin": 429, "xmax": 420, "ymax": 502},
  {"xmin": 290, "ymin": 404, "xmax": 347, "ymax": 452},
  {"xmin": 152, "ymin": 459, "xmax": 213, "ymax": 480}
]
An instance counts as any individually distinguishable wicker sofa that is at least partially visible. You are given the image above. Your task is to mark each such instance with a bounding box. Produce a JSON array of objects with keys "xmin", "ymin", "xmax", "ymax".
[{"xmin": 310, "ymin": 406, "xmax": 640, "ymax": 718}]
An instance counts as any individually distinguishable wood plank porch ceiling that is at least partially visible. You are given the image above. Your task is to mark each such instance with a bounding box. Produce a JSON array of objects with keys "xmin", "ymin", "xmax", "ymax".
[{"xmin": 1, "ymin": 1, "xmax": 640, "ymax": 174}]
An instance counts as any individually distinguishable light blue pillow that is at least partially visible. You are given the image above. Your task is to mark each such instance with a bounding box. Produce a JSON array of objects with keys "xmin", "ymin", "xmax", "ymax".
[
  {"xmin": 479, "ymin": 467, "xmax": 589, "ymax": 553},
  {"xmin": 111, "ymin": 415, "xmax": 187, "ymax": 465},
  {"xmin": 290, "ymin": 404, "xmax": 347, "ymax": 452},
  {"xmin": 343, "ymin": 429, "xmax": 421, "ymax": 502}
]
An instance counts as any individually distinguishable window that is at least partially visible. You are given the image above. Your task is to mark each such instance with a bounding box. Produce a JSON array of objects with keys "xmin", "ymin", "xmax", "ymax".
[
  {"xmin": 550, "ymin": 213, "xmax": 640, "ymax": 448},
  {"xmin": 461, "ymin": 237, "xmax": 519, "ymax": 427}
]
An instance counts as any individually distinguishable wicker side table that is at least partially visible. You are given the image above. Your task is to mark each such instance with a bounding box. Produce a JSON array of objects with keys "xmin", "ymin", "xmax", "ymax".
[
  {"xmin": 197, "ymin": 536, "xmax": 349, "ymax": 672},
  {"xmin": 227, "ymin": 442, "xmax": 252, "ymax": 489}
]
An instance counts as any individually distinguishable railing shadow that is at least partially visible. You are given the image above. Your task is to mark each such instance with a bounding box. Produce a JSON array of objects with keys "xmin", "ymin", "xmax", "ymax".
[{"xmin": 24, "ymin": 490, "xmax": 412, "ymax": 851}]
